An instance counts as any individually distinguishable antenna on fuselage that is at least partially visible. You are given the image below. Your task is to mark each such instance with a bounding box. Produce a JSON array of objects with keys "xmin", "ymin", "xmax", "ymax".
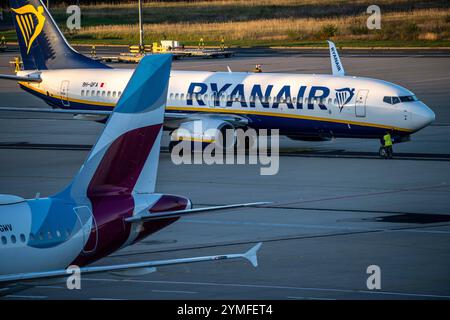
[{"xmin": 327, "ymin": 40, "xmax": 345, "ymax": 76}]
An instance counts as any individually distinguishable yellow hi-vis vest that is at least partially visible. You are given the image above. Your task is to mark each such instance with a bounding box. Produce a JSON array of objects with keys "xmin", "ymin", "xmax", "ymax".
[{"xmin": 384, "ymin": 133, "xmax": 393, "ymax": 147}]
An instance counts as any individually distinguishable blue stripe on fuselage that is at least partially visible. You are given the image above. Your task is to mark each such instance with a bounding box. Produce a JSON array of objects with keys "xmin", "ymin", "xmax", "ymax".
[{"xmin": 20, "ymin": 84, "xmax": 405, "ymax": 138}]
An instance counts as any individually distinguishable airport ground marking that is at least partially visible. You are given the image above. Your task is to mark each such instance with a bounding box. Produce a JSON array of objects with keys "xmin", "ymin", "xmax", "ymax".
[{"xmin": 82, "ymin": 278, "xmax": 450, "ymax": 299}]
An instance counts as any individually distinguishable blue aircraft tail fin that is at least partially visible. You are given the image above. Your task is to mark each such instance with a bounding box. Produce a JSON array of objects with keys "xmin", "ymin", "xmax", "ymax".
[{"xmin": 9, "ymin": 0, "xmax": 109, "ymax": 70}]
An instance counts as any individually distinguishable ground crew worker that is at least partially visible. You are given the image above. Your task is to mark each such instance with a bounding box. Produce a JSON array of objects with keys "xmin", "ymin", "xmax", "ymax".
[
  {"xmin": 13, "ymin": 57, "xmax": 21, "ymax": 72},
  {"xmin": 198, "ymin": 37, "xmax": 205, "ymax": 50},
  {"xmin": 383, "ymin": 130, "xmax": 393, "ymax": 158},
  {"xmin": 0, "ymin": 36, "xmax": 6, "ymax": 52},
  {"xmin": 91, "ymin": 45, "xmax": 96, "ymax": 58},
  {"xmin": 220, "ymin": 36, "xmax": 225, "ymax": 51},
  {"xmin": 253, "ymin": 64, "xmax": 262, "ymax": 73}
]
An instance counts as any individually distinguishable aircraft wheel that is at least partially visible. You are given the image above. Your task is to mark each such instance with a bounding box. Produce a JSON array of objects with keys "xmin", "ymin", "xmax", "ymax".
[{"xmin": 379, "ymin": 146, "xmax": 388, "ymax": 159}]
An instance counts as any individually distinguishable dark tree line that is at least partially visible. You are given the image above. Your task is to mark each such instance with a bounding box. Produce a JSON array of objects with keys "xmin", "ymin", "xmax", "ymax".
[{"xmin": 0, "ymin": 0, "xmax": 210, "ymax": 9}]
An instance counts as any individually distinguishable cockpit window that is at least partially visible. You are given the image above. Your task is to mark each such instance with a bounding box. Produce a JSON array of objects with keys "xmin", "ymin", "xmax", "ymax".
[
  {"xmin": 383, "ymin": 96, "xmax": 392, "ymax": 104},
  {"xmin": 400, "ymin": 95, "xmax": 418, "ymax": 102},
  {"xmin": 383, "ymin": 95, "xmax": 418, "ymax": 105}
]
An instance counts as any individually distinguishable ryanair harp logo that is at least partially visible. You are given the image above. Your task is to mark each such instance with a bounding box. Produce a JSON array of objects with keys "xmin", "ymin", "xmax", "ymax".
[
  {"xmin": 335, "ymin": 87, "xmax": 355, "ymax": 112},
  {"xmin": 12, "ymin": 5, "xmax": 46, "ymax": 54}
]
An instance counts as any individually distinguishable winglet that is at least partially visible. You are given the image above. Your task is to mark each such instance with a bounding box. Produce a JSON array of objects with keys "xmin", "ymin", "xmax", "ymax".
[
  {"xmin": 327, "ymin": 40, "xmax": 345, "ymax": 76},
  {"xmin": 243, "ymin": 242, "xmax": 262, "ymax": 267}
]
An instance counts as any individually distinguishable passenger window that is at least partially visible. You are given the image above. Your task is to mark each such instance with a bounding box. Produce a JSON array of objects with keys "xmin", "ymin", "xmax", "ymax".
[
  {"xmin": 118, "ymin": 91, "xmax": 122, "ymax": 97},
  {"xmin": 170, "ymin": 93, "xmax": 174, "ymax": 99},
  {"xmin": 11, "ymin": 235, "xmax": 16, "ymax": 244},
  {"xmin": 1, "ymin": 236, "xmax": 6, "ymax": 245},
  {"xmin": 20, "ymin": 234, "xmax": 26, "ymax": 243},
  {"xmin": 112, "ymin": 91, "xmax": 116, "ymax": 98},
  {"xmin": 86, "ymin": 91, "xmax": 90, "ymax": 97},
  {"xmin": 91, "ymin": 90, "xmax": 95, "ymax": 96},
  {"xmin": 102, "ymin": 91, "xmax": 106, "ymax": 97},
  {"xmin": 175, "ymin": 93, "xmax": 179, "ymax": 100},
  {"xmin": 81, "ymin": 90, "xmax": 85, "ymax": 96},
  {"xmin": 29, "ymin": 233, "xmax": 35, "ymax": 241},
  {"xmin": 97, "ymin": 91, "xmax": 100, "ymax": 97},
  {"xmin": 180, "ymin": 93, "xmax": 184, "ymax": 100}
]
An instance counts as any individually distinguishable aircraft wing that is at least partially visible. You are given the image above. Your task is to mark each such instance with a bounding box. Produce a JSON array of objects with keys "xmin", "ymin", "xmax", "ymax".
[
  {"xmin": 0, "ymin": 107, "xmax": 111, "ymax": 116},
  {"xmin": 0, "ymin": 107, "xmax": 249, "ymax": 126},
  {"xmin": 126, "ymin": 202, "xmax": 271, "ymax": 223},
  {"xmin": 0, "ymin": 243, "xmax": 262, "ymax": 285},
  {"xmin": 0, "ymin": 73, "xmax": 42, "ymax": 82},
  {"xmin": 0, "ymin": 107, "xmax": 186, "ymax": 118}
]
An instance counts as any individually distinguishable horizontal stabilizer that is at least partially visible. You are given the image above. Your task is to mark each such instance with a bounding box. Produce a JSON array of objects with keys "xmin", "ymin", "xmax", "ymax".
[
  {"xmin": 125, "ymin": 201, "xmax": 271, "ymax": 223},
  {"xmin": 0, "ymin": 74, "xmax": 42, "ymax": 82}
]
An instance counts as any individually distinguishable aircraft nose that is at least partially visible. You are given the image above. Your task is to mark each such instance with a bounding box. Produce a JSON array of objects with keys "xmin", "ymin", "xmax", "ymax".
[{"xmin": 412, "ymin": 101, "xmax": 435, "ymax": 131}]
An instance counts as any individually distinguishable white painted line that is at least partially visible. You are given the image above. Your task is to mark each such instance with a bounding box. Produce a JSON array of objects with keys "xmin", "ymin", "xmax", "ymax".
[
  {"xmin": 183, "ymin": 219, "xmax": 361, "ymax": 230},
  {"xmin": 389, "ymin": 229, "xmax": 450, "ymax": 234},
  {"xmin": 35, "ymin": 285, "xmax": 65, "ymax": 289},
  {"xmin": 184, "ymin": 219, "xmax": 450, "ymax": 234},
  {"xmin": 84, "ymin": 278, "xmax": 450, "ymax": 299},
  {"xmin": 287, "ymin": 296, "xmax": 336, "ymax": 300},
  {"xmin": 152, "ymin": 289, "xmax": 197, "ymax": 294},
  {"xmin": 90, "ymin": 298, "xmax": 126, "ymax": 300},
  {"xmin": 5, "ymin": 295, "xmax": 47, "ymax": 299}
]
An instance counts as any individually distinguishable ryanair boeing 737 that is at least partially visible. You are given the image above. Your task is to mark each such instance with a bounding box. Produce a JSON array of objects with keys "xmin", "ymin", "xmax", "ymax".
[{"xmin": 0, "ymin": 0, "xmax": 435, "ymax": 152}]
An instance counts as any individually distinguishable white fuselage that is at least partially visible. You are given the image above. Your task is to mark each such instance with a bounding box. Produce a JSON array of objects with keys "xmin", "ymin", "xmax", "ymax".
[{"xmin": 18, "ymin": 69, "xmax": 435, "ymax": 138}]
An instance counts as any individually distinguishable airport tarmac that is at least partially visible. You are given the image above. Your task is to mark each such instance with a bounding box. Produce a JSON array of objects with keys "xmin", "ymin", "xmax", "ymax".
[{"xmin": 0, "ymin": 49, "xmax": 449, "ymax": 299}]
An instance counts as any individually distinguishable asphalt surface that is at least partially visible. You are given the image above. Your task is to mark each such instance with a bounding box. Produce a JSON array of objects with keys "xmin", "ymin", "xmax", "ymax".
[{"xmin": 0, "ymin": 48, "xmax": 449, "ymax": 300}]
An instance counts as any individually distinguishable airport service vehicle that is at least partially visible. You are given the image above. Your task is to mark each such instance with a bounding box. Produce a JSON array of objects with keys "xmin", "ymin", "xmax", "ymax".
[
  {"xmin": 0, "ymin": 55, "xmax": 263, "ymax": 289},
  {"xmin": 0, "ymin": 0, "xmax": 435, "ymax": 150}
]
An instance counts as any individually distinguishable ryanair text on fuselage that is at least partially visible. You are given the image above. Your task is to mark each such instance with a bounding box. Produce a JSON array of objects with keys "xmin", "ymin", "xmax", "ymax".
[{"xmin": 187, "ymin": 82, "xmax": 355, "ymax": 110}]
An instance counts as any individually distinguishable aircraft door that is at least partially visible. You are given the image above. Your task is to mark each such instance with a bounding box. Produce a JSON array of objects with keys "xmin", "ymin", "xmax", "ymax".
[
  {"xmin": 355, "ymin": 89, "xmax": 369, "ymax": 117},
  {"xmin": 73, "ymin": 206, "xmax": 98, "ymax": 254},
  {"xmin": 60, "ymin": 80, "xmax": 70, "ymax": 107}
]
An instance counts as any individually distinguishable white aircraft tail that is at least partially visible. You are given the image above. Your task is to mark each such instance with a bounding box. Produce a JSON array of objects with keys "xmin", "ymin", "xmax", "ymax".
[{"xmin": 328, "ymin": 40, "xmax": 345, "ymax": 76}]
